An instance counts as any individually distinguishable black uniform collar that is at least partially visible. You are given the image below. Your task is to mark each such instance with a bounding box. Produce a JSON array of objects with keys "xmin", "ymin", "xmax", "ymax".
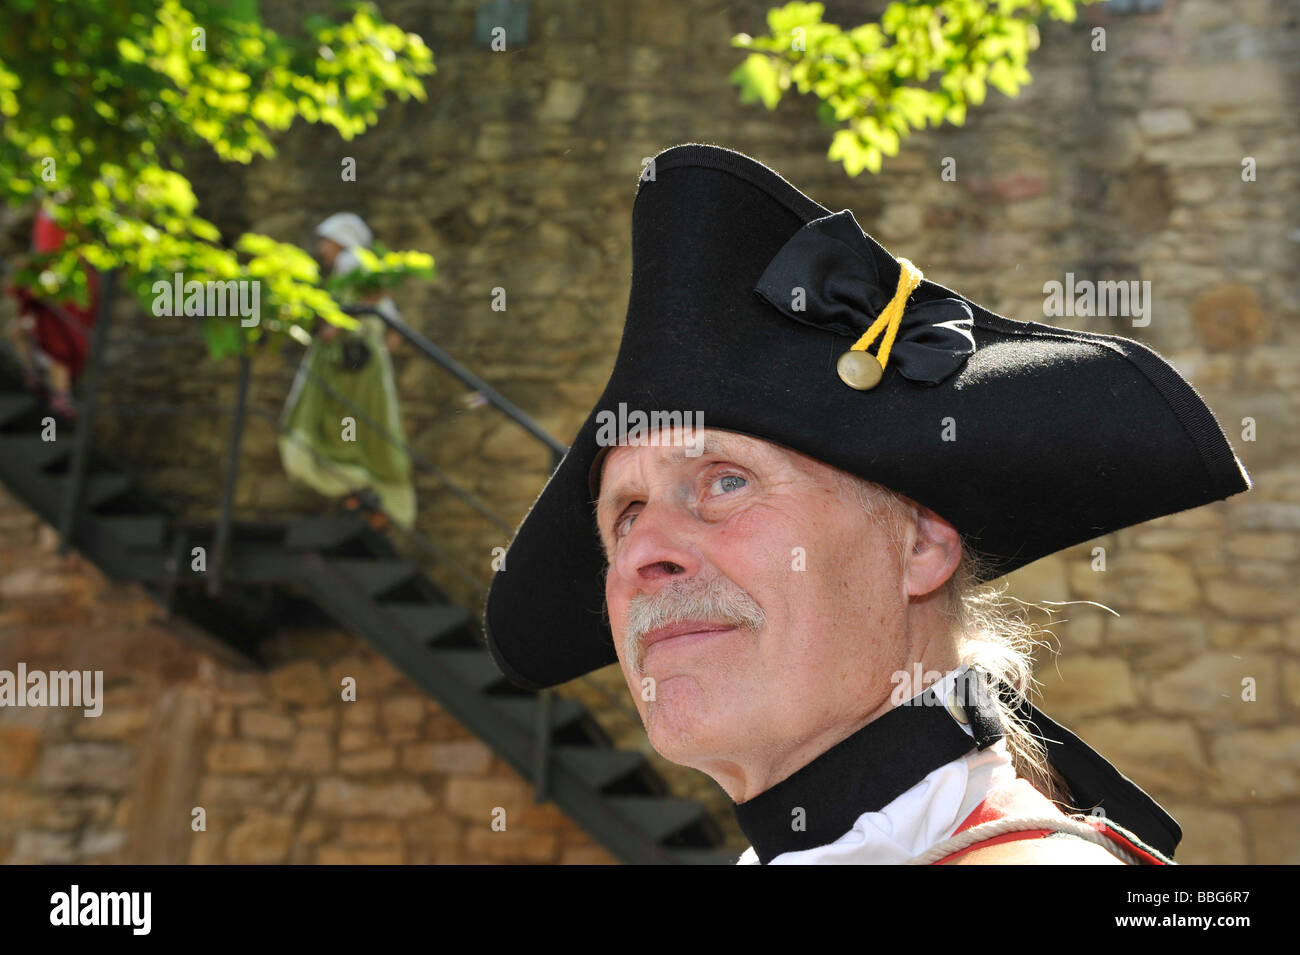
[{"xmin": 733, "ymin": 668, "xmax": 1002, "ymax": 864}]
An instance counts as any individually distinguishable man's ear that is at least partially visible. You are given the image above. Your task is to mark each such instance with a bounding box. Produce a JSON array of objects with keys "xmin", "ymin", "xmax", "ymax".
[{"xmin": 903, "ymin": 504, "xmax": 962, "ymax": 598}]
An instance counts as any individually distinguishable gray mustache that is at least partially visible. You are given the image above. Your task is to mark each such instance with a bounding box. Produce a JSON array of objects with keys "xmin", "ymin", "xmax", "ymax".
[{"xmin": 625, "ymin": 575, "xmax": 766, "ymax": 671}]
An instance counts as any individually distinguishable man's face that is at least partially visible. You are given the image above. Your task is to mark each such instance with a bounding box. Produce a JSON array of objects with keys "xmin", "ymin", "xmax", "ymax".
[{"xmin": 596, "ymin": 428, "xmax": 922, "ymax": 795}]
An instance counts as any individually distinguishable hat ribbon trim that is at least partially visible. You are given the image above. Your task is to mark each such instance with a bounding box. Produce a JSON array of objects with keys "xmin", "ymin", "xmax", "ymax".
[{"xmin": 849, "ymin": 256, "xmax": 923, "ymax": 372}]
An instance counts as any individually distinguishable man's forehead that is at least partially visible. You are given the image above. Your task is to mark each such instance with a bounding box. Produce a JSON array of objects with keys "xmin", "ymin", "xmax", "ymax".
[{"xmin": 596, "ymin": 429, "xmax": 771, "ymax": 493}]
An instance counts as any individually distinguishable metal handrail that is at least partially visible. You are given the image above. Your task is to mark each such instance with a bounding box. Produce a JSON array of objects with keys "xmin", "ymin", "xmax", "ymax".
[
  {"xmin": 57, "ymin": 269, "xmax": 116, "ymax": 555},
  {"xmin": 341, "ymin": 304, "xmax": 568, "ymax": 464}
]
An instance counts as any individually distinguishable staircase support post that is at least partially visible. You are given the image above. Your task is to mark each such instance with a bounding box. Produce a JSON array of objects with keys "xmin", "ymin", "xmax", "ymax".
[
  {"xmin": 532, "ymin": 688, "xmax": 552, "ymax": 802},
  {"xmin": 59, "ymin": 268, "xmax": 116, "ymax": 555},
  {"xmin": 209, "ymin": 345, "xmax": 251, "ymax": 597}
]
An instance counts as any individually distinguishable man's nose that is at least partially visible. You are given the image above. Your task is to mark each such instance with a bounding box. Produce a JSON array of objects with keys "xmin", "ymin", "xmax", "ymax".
[{"xmin": 609, "ymin": 498, "xmax": 701, "ymax": 587}]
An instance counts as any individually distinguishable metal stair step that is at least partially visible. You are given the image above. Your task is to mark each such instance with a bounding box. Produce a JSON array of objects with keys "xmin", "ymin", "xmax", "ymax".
[
  {"xmin": 285, "ymin": 515, "xmax": 370, "ymax": 551},
  {"xmin": 604, "ymin": 796, "xmax": 711, "ymax": 844},
  {"xmin": 488, "ymin": 696, "xmax": 587, "ymax": 734},
  {"xmin": 551, "ymin": 745, "xmax": 648, "ymax": 792},
  {"xmin": 96, "ymin": 514, "xmax": 168, "ymax": 549},
  {"xmin": 53, "ymin": 472, "xmax": 133, "ymax": 509},
  {"xmin": 0, "ymin": 434, "xmax": 73, "ymax": 469},
  {"xmin": 322, "ymin": 557, "xmax": 419, "ymax": 599},
  {"xmin": 0, "ymin": 393, "xmax": 38, "ymax": 428},
  {"xmin": 427, "ymin": 647, "xmax": 514, "ymax": 692},
  {"xmin": 382, "ymin": 601, "xmax": 473, "ymax": 645}
]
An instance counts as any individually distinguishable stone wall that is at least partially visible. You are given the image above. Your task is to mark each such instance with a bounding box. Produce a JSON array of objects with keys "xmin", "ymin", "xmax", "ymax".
[
  {"xmin": 0, "ymin": 487, "xmax": 616, "ymax": 863},
  {"xmin": 1, "ymin": 0, "xmax": 1298, "ymax": 863}
]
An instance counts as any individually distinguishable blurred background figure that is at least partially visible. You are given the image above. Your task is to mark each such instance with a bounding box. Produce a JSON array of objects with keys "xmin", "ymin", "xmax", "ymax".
[
  {"xmin": 3, "ymin": 206, "xmax": 102, "ymax": 419},
  {"xmin": 278, "ymin": 212, "xmax": 416, "ymax": 530}
]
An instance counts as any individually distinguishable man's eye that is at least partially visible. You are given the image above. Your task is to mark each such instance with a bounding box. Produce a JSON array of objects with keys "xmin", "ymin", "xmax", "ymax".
[
  {"xmin": 708, "ymin": 474, "xmax": 748, "ymax": 495},
  {"xmin": 612, "ymin": 508, "xmax": 638, "ymax": 541}
]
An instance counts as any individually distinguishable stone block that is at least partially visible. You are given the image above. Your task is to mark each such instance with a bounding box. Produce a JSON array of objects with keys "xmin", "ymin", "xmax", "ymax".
[
  {"xmin": 1036, "ymin": 656, "xmax": 1138, "ymax": 719},
  {"xmin": 1137, "ymin": 108, "xmax": 1194, "ymax": 140},
  {"xmin": 9, "ymin": 830, "xmax": 77, "ymax": 864},
  {"xmin": 1149, "ymin": 652, "xmax": 1277, "ymax": 724},
  {"xmin": 238, "ymin": 709, "xmax": 296, "ymax": 741},
  {"xmin": 1208, "ymin": 728, "xmax": 1300, "ymax": 801},
  {"xmin": 1150, "ymin": 62, "xmax": 1285, "ymax": 108},
  {"xmin": 1107, "ymin": 614, "xmax": 1205, "ymax": 647},
  {"xmin": 269, "ymin": 660, "xmax": 330, "ymax": 706},
  {"xmin": 464, "ymin": 827, "xmax": 559, "ymax": 864},
  {"xmin": 39, "ymin": 742, "xmax": 133, "ymax": 790},
  {"xmin": 312, "ymin": 778, "xmax": 435, "ymax": 817},
  {"xmin": 1244, "ymin": 806, "xmax": 1300, "ymax": 864},
  {"xmin": 316, "ymin": 844, "xmax": 405, "ymax": 864},
  {"xmin": 286, "ymin": 729, "xmax": 334, "ymax": 773},
  {"xmin": 443, "ymin": 777, "xmax": 531, "ymax": 822},
  {"xmin": 339, "ymin": 747, "xmax": 397, "ymax": 774},
  {"xmin": 297, "ymin": 707, "xmax": 339, "ymax": 730},
  {"xmin": 1209, "ymin": 621, "xmax": 1281, "ymax": 650},
  {"xmin": 339, "ymin": 728, "xmax": 384, "ymax": 753},
  {"xmin": 1205, "ymin": 580, "xmax": 1294, "ymax": 619},
  {"xmin": 340, "ymin": 700, "xmax": 378, "ymax": 729},
  {"xmin": 381, "ymin": 696, "xmax": 426, "ymax": 728},
  {"xmin": 559, "ymin": 844, "xmax": 619, "ymax": 865},
  {"xmin": 401, "ymin": 740, "xmax": 493, "ymax": 775},
  {"xmin": 205, "ymin": 740, "xmax": 286, "ymax": 774},
  {"xmin": 1163, "ymin": 803, "xmax": 1247, "ymax": 865},
  {"xmin": 0, "ymin": 726, "xmax": 42, "ymax": 780},
  {"xmin": 340, "ymin": 819, "xmax": 403, "ymax": 846},
  {"xmin": 225, "ymin": 813, "xmax": 294, "ymax": 864}
]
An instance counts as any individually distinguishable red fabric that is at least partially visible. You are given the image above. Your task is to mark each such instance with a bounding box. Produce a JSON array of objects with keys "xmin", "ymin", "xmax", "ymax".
[
  {"xmin": 6, "ymin": 209, "xmax": 100, "ymax": 379},
  {"xmin": 31, "ymin": 207, "xmax": 66, "ymax": 253},
  {"xmin": 930, "ymin": 778, "xmax": 1167, "ymax": 865}
]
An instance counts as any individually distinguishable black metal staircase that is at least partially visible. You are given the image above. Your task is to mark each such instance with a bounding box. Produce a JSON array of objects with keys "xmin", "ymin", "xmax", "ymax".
[{"xmin": 0, "ymin": 360, "xmax": 738, "ymax": 865}]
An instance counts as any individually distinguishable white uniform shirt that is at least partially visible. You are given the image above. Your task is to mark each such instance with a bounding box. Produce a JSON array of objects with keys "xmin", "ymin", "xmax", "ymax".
[{"xmin": 736, "ymin": 666, "xmax": 1017, "ymax": 865}]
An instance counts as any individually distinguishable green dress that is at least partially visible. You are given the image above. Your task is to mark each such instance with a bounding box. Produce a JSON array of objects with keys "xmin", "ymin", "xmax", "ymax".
[{"xmin": 278, "ymin": 306, "xmax": 416, "ymax": 529}]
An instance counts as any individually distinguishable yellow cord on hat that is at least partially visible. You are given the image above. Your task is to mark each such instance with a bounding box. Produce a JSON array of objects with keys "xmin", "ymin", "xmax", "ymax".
[{"xmin": 849, "ymin": 257, "xmax": 923, "ymax": 371}]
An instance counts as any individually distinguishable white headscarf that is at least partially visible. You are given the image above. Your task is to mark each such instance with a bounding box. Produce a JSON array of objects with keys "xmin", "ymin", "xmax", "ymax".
[
  {"xmin": 316, "ymin": 213, "xmax": 373, "ymax": 278},
  {"xmin": 316, "ymin": 212, "xmax": 372, "ymax": 250}
]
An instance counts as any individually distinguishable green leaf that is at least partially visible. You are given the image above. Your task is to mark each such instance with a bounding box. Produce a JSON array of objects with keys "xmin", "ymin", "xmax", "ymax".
[
  {"xmin": 732, "ymin": 0, "xmax": 1084, "ymax": 177},
  {"xmin": 0, "ymin": 0, "xmax": 438, "ymax": 360},
  {"xmin": 730, "ymin": 53, "xmax": 783, "ymax": 109}
]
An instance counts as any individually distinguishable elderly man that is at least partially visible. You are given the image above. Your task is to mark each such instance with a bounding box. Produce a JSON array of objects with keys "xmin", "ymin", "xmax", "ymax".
[{"xmin": 484, "ymin": 144, "xmax": 1251, "ymax": 864}]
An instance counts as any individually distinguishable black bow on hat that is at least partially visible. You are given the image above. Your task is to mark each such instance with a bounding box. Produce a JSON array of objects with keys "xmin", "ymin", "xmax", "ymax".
[{"xmin": 753, "ymin": 209, "xmax": 976, "ymax": 386}]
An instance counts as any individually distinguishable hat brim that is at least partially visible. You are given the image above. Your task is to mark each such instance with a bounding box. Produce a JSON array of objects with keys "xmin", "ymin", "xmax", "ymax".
[{"xmin": 485, "ymin": 144, "xmax": 1251, "ymax": 691}]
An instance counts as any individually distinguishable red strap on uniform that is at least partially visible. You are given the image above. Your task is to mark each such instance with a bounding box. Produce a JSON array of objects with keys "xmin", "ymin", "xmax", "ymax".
[{"xmin": 930, "ymin": 778, "xmax": 1167, "ymax": 865}]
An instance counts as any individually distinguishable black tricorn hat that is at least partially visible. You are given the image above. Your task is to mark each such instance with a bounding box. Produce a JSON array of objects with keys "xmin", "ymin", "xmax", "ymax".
[{"xmin": 485, "ymin": 142, "xmax": 1251, "ymax": 692}]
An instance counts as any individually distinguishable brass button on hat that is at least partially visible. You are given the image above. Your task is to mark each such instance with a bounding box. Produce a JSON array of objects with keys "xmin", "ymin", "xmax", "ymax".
[{"xmin": 837, "ymin": 350, "xmax": 883, "ymax": 390}]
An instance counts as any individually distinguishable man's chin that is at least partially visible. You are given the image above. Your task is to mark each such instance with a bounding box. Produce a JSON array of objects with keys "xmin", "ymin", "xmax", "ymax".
[{"xmin": 640, "ymin": 687, "xmax": 732, "ymax": 767}]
